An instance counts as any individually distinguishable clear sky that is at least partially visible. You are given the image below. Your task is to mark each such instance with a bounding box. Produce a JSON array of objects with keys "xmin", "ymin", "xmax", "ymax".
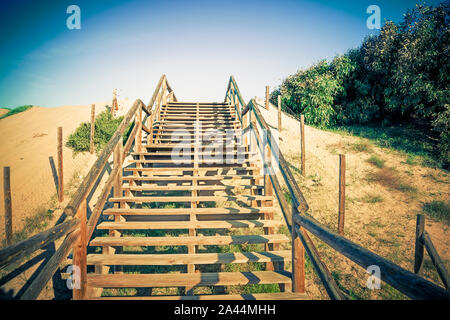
[{"xmin": 0, "ymin": 0, "xmax": 442, "ymax": 107}]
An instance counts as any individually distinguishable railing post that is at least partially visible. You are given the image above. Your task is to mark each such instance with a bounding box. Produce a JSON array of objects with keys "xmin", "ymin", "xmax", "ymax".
[
  {"xmin": 3, "ymin": 166, "xmax": 12, "ymax": 245},
  {"xmin": 263, "ymin": 138, "xmax": 275, "ymax": 271},
  {"xmin": 265, "ymin": 86, "xmax": 270, "ymax": 110},
  {"xmin": 135, "ymin": 106, "xmax": 142, "ymax": 153},
  {"xmin": 73, "ymin": 198, "xmax": 87, "ymax": 300},
  {"xmin": 90, "ymin": 104, "xmax": 95, "ymax": 154},
  {"xmin": 292, "ymin": 209, "xmax": 306, "ymax": 293},
  {"xmin": 338, "ymin": 154, "xmax": 346, "ymax": 235},
  {"xmin": 300, "ymin": 115, "xmax": 305, "ymax": 176},
  {"xmin": 414, "ymin": 214, "xmax": 425, "ymax": 274},
  {"xmin": 278, "ymin": 95, "xmax": 282, "ymax": 133},
  {"xmin": 57, "ymin": 127, "xmax": 64, "ymax": 202}
]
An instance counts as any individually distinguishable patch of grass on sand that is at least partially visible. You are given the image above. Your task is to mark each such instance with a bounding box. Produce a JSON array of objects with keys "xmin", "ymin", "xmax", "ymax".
[
  {"xmin": 324, "ymin": 124, "xmax": 444, "ymax": 169},
  {"xmin": 422, "ymin": 200, "xmax": 450, "ymax": 222},
  {"xmin": 1, "ymin": 207, "xmax": 54, "ymax": 248},
  {"xmin": 361, "ymin": 194, "xmax": 384, "ymax": 203},
  {"xmin": 351, "ymin": 141, "xmax": 373, "ymax": 153},
  {"xmin": 367, "ymin": 155, "xmax": 385, "ymax": 168},
  {"xmin": 366, "ymin": 167, "xmax": 417, "ymax": 195},
  {"xmin": 0, "ymin": 105, "xmax": 33, "ymax": 120}
]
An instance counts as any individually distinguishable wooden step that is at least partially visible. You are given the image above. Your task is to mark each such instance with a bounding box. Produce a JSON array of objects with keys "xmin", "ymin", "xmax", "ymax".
[
  {"xmin": 120, "ymin": 185, "xmax": 264, "ymax": 192},
  {"xmin": 123, "ymin": 175, "xmax": 264, "ymax": 182},
  {"xmin": 89, "ymin": 234, "xmax": 289, "ymax": 247},
  {"xmin": 87, "ymin": 250, "xmax": 290, "ymax": 266},
  {"xmin": 103, "ymin": 206, "xmax": 273, "ymax": 216},
  {"xmin": 109, "ymin": 195, "xmax": 273, "ymax": 203},
  {"xmin": 96, "ymin": 219, "xmax": 284, "ymax": 230},
  {"xmin": 87, "ymin": 271, "xmax": 291, "ymax": 288},
  {"xmin": 130, "ymin": 151, "xmax": 254, "ymax": 156},
  {"xmin": 91, "ymin": 292, "xmax": 308, "ymax": 300},
  {"xmin": 124, "ymin": 165, "xmax": 256, "ymax": 170}
]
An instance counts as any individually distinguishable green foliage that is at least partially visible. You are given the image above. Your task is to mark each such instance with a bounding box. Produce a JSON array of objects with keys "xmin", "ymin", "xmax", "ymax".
[
  {"xmin": 272, "ymin": 2, "xmax": 449, "ymax": 168},
  {"xmin": 66, "ymin": 110, "xmax": 125, "ymax": 155},
  {"xmin": 0, "ymin": 105, "xmax": 33, "ymax": 120},
  {"xmin": 367, "ymin": 155, "xmax": 385, "ymax": 168},
  {"xmin": 422, "ymin": 200, "xmax": 450, "ymax": 222}
]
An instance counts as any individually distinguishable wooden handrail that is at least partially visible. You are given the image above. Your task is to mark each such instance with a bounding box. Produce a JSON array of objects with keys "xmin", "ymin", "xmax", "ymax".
[
  {"xmin": 0, "ymin": 217, "xmax": 80, "ymax": 270},
  {"xmin": 293, "ymin": 213, "xmax": 449, "ymax": 299},
  {"xmin": 247, "ymin": 120, "xmax": 344, "ymax": 298},
  {"xmin": 422, "ymin": 231, "xmax": 449, "ymax": 289},
  {"xmin": 20, "ymin": 228, "xmax": 81, "ymax": 300},
  {"xmin": 64, "ymin": 99, "xmax": 145, "ymax": 217},
  {"xmin": 231, "ymin": 75, "xmax": 450, "ymax": 300}
]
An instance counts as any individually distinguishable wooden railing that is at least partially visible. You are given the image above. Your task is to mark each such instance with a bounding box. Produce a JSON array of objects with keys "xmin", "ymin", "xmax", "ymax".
[
  {"xmin": 0, "ymin": 75, "xmax": 176, "ymax": 300},
  {"xmin": 224, "ymin": 76, "xmax": 450, "ymax": 300}
]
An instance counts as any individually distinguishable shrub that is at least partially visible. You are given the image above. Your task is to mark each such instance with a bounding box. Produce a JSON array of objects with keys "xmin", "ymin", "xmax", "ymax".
[
  {"xmin": 66, "ymin": 110, "xmax": 125, "ymax": 155},
  {"xmin": 0, "ymin": 105, "xmax": 33, "ymax": 120}
]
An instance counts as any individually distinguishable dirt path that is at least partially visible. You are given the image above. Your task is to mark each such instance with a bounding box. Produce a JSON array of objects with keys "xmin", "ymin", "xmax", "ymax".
[{"xmin": 257, "ymin": 97, "xmax": 449, "ymax": 299}]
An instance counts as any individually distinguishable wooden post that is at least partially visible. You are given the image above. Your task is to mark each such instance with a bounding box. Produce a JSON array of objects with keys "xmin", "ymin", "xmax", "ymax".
[
  {"xmin": 278, "ymin": 95, "xmax": 282, "ymax": 133},
  {"xmin": 414, "ymin": 214, "xmax": 425, "ymax": 274},
  {"xmin": 300, "ymin": 115, "xmax": 305, "ymax": 176},
  {"xmin": 265, "ymin": 86, "xmax": 270, "ymax": 110},
  {"xmin": 57, "ymin": 127, "xmax": 64, "ymax": 202},
  {"xmin": 90, "ymin": 104, "xmax": 95, "ymax": 154},
  {"xmin": 338, "ymin": 154, "xmax": 346, "ymax": 235},
  {"xmin": 73, "ymin": 198, "xmax": 87, "ymax": 300},
  {"xmin": 3, "ymin": 167, "xmax": 12, "ymax": 245},
  {"xmin": 292, "ymin": 208, "xmax": 305, "ymax": 293},
  {"xmin": 264, "ymin": 141, "xmax": 275, "ymax": 271}
]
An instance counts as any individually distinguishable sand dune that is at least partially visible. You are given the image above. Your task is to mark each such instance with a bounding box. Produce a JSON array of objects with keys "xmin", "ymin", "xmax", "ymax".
[
  {"xmin": 0, "ymin": 109, "xmax": 9, "ymax": 117},
  {"xmin": 0, "ymin": 100, "xmax": 131, "ymax": 240}
]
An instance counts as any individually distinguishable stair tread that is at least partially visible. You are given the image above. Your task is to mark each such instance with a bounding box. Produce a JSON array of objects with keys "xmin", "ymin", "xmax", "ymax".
[
  {"xmin": 91, "ymin": 292, "xmax": 308, "ymax": 300},
  {"xmin": 103, "ymin": 206, "xmax": 273, "ymax": 215},
  {"xmin": 122, "ymin": 175, "xmax": 264, "ymax": 181},
  {"xmin": 120, "ymin": 185, "xmax": 264, "ymax": 191},
  {"xmin": 96, "ymin": 220, "xmax": 284, "ymax": 230},
  {"xmin": 109, "ymin": 195, "xmax": 272, "ymax": 202},
  {"xmin": 87, "ymin": 250, "xmax": 291, "ymax": 265},
  {"xmin": 87, "ymin": 271, "xmax": 291, "ymax": 287},
  {"xmin": 89, "ymin": 234, "xmax": 289, "ymax": 247}
]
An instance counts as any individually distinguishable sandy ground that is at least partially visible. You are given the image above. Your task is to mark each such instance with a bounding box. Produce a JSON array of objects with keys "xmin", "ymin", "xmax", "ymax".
[
  {"xmin": 256, "ymin": 97, "xmax": 449, "ymax": 299},
  {"xmin": 0, "ymin": 99, "xmax": 132, "ymax": 241},
  {"xmin": 0, "ymin": 98, "xmax": 134, "ymax": 299},
  {"xmin": 0, "ymin": 109, "xmax": 8, "ymax": 117}
]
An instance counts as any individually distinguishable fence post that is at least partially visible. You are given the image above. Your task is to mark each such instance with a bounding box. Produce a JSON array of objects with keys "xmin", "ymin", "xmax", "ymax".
[
  {"xmin": 278, "ymin": 95, "xmax": 282, "ymax": 133},
  {"xmin": 3, "ymin": 167, "xmax": 12, "ymax": 245},
  {"xmin": 57, "ymin": 127, "xmax": 64, "ymax": 202},
  {"xmin": 90, "ymin": 104, "xmax": 95, "ymax": 154},
  {"xmin": 338, "ymin": 154, "xmax": 346, "ymax": 235},
  {"xmin": 265, "ymin": 86, "xmax": 270, "ymax": 110},
  {"xmin": 300, "ymin": 115, "xmax": 305, "ymax": 176},
  {"xmin": 292, "ymin": 208, "xmax": 306, "ymax": 293},
  {"xmin": 73, "ymin": 198, "xmax": 87, "ymax": 300},
  {"xmin": 414, "ymin": 214, "xmax": 425, "ymax": 274}
]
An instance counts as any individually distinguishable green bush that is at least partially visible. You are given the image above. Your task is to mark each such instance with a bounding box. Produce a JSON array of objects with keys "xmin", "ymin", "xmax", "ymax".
[
  {"xmin": 272, "ymin": 2, "xmax": 449, "ymax": 168},
  {"xmin": 66, "ymin": 110, "xmax": 125, "ymax": 155},
  {"xmin": 0, "ymin": 105, "xmax": 33, "ymax": 120}
]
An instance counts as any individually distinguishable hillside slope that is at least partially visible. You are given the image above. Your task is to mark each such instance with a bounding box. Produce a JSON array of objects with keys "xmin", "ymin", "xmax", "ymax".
[{"xmin": 257, "ymin": 97, "xmax": 449, "ymax": 299}]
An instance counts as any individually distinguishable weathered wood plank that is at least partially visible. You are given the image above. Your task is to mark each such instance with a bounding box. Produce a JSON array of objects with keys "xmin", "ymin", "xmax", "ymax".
[
  {"xmin": 293, "ymin": 213, "xmax": 450, "ymax": 300},
  {"xmin": 87, "ymin": 271, "xmax": 291, "ymax": 288}
]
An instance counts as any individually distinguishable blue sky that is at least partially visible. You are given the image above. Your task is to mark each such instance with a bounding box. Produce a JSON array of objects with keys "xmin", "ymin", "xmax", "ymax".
[{"xmin": 0, "ymin": 0, "xmax": 442, "ymax": 107}]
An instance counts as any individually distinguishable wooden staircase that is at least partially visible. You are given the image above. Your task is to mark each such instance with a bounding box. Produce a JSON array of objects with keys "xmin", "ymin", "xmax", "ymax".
[{"xmin": 85, "ymin": 101, "xmax": 307, "ymax": 299}]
